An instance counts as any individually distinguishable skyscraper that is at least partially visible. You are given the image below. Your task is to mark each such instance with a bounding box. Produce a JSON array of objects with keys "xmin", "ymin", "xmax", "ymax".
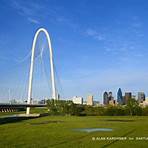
[
  {"xmin": 108, "ymin": 92, "xmax": 113, "ymax": 101},
  {"xmin": 138, "ymin": 92, "xmax": 145, "ymax": 103},
  {"xmin": 72, "ymin": 96, "xmax": 83, "ymax": 104},
  {"xmin": 124, "ymin": 92, "xmax": 132, "ymax": 104},
  {"xmin": 103, "ymin": 92, "xmax": 108, "ymax": 105},
  {"xmin": 87, "ymin": 95, "xmax": 93, "ymax": 106},
  {"xmin": 117, "ymin": 88, "xmax": 123, "ymax": 104},
  {"xmin": 103, "ymin": 91, "xmax": 114, "ymax": 105}
]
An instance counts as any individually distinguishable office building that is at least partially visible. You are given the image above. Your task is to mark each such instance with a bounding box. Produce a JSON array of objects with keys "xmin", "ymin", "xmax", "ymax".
[
  {"xmin": 138, "ymin": 92, "xmax": 145, "ymax": 103},
  {"xmin": 87, "ymin": 95, "xmax": 93, "ymax": 106},
  {"xmin": 109, "ymin": 100, "xmax": 116, "ymax": 106},
  {"xmin": 124, "ymin": 92, "xmax": 132, "ymax": 104},
  {"xmin": 103, "ymin": 91, "xmax": 114, "ymax": 105},
  {"xmin": 72, "ymin": 96, "xmax": 83, "ymax": 104},
  {"xmin": 103, "ymin": 92, "xmax": 108, "ymax": 105},
  {"xmin": 117, "ymin": 88, "xmax": 124, "ymax": 105}
]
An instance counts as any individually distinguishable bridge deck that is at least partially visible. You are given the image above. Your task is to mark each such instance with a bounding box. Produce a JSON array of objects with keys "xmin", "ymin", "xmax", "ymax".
[{"xmin": 0, "ymin": 103, "xmax": 47, "ymax": 108}]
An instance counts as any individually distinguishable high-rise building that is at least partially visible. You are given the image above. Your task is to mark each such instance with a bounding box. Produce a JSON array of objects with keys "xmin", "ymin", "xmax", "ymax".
[
  {"xmin": 109, "ymin": 100, "xmax": 116, "ymax": 106},
  {"xmin": 103, "ymin": 91, "xmax": 114, "ymax": 105},
  {"xmin": 108, "ymin": 92, "xmax": 113, "ymax": 101},
  {"xmin": 124, "ymin": 92, "xmax": 132, "ymax": 104},
  {"xmin": 87, "ymin": 95, "xmax": 93, "ymax": 106},
  {"xmin": 103, "ymin": 92, "xmax": 108, "ymax": 105},
  {"xmin": 117, "ymin": 88, "xmax": 123, "ymax": 104},
  {"xmin": 138, "ymin": 92, "xmax": 145, "ymax": 103},
  {"xmin": 72, "ymin": 96, "xmax": 83, "ymax": 104}
]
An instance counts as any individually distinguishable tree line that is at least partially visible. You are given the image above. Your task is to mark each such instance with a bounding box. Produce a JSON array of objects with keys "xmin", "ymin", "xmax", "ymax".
[{"xmin": 46, "ymin": 99, "xmax": 148, "ymax": 116}]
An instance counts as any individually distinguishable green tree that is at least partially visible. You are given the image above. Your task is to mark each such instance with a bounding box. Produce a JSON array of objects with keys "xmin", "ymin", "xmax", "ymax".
[
  {"xmin": 142, "ymin": 106, "xmax": 148, "ymax": 116},
  {"xmin": 126, "ymin": 98, "xmax": 142, "ymax": 116},
  {"xmin": 46, "ymin": 99, "xmax": 75, "ymax": 115}
]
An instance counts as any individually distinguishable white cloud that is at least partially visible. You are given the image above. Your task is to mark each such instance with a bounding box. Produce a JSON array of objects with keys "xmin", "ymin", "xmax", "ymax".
[
  {"xmin": 9, "ymin": 0, "xmax": 44, "ymax": 24},
  {"xmin": 27, "ymin": 17, "xmax": 40, "ymax": 24},
  {"xmin": 86, "ymin": 29, "xmax": 97, "ymax": 36},
  {"xmin": 8, "ymin": 0, "xmax": 78, "ymax": 28},
  {"xmin": 85, "ymin": 28, "xmax": 105, "ymax": 41}
]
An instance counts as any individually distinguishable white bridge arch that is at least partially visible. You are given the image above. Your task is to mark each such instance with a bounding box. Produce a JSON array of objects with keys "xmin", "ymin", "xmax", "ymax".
[{"xmin": 26, "ymin": 28, "xmax": 57, "ymax": 114}]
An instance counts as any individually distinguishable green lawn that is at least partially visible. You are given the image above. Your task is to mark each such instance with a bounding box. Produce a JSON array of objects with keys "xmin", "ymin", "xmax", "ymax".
[{"xmin": 0, "ymin": 115, "xmax": 148, "ymax": 148}]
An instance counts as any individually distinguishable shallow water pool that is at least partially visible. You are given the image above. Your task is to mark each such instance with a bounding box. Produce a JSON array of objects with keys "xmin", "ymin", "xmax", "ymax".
[{"xmin": 73, "ymin": 128, "xmax": 113, "ymax": 133}]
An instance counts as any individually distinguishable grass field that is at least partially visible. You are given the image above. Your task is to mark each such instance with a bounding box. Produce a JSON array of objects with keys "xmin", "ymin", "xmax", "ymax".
[{"xmin": 0, "ymin": 114, "xmax": 148, "ymax": 148}]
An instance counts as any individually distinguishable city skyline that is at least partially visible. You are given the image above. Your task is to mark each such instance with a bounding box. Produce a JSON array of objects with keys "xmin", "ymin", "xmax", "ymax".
[{"xmin": 1, "ymin": 0, "xmax": 148, "ymax": 102}]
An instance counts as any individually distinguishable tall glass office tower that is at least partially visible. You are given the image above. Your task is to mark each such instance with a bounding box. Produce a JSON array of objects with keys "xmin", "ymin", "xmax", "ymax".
[
  {"xmin": 103, "ymin": 92, "xmax": 108, "ymax": 105},
  {"xmin": 117, "ymin": 88, "xmax": 123, "ymax": 104}
]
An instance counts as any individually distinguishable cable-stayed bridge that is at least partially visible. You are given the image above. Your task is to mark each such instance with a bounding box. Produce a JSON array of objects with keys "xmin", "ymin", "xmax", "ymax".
[{"xmin": 0, "ymin": 28, "xmax": 61, "ymax": 114}]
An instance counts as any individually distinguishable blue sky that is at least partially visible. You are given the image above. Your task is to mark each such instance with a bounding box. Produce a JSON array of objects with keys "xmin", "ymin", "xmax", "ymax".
[{"xmin": 0, "ymin": 0, "xmax": 148, "ymax": 102}]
